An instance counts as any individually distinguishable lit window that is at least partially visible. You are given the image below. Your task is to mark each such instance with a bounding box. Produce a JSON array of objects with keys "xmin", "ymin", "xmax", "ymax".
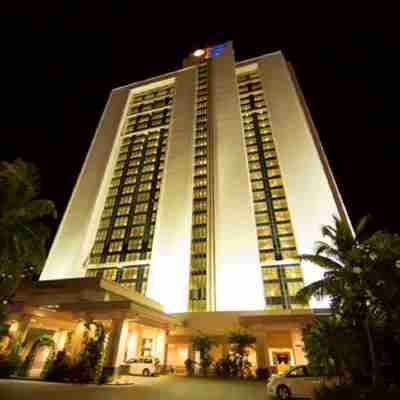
[
  {"xmin": 287, "ymin": 281, "xmax": 304, "ymax": 296},
  {"xmin": 109, "ymin": 241, "xmax": 123, "ymax": 252}
]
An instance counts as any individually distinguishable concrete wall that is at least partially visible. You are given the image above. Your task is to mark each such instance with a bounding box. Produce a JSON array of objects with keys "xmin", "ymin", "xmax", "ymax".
[
  {"xmin": 147, "ymin": 69, "xmax": 196, "ymax": 313},
  {"xmin": 211, "ymin": 43, "xmax": 265, "ymax": 312}
]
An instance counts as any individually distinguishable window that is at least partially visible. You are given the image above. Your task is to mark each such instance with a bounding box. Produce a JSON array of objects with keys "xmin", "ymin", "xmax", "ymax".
[
  {"xmin": 284, "ymin": 265, "xmax": 303, "ymax": 280},
  {"xmin": 281, "ymin": 249, "xmax": 298, "ymax": 259},
  {"xmin": 111, "ymin": 229, "xmax": 125, "ymax": 240},
  {"xmin": 267, "ymin": 168, "xmax": 280, "ymax": 178},
  {"xmin": 273, "ymin": 199, "xmax": 287, "ymax": 210},
  {"xmin": 254, "ymin": 202, "xmax": 268, "ymax": 212},
  {"xmin": 253, "ymin": 191, "xmax": 265, "ymax": 201},
  {"xmin": 92, "ymin": 242, "xmax": 105, "ymax": 254},
  {"xmin": 122, "ymin": 185, "xmax": 135, "ymax": 194},
  {"xmin": 269, "ymin": 178, "xmax": 283, "ymax": 188},
  {"xmin": 280, "ymin": 236, "xmax": 296, "ymax": 249},
  {"xmin": 287, "ymin": 281, "xmax": 304, "ymax": 296},
  {"xmin": 277, "ymin": 223, "xmax": 293, "ymax": 235},
  {"xmin": 264, "ymin": 282, "xmax": 281, "ymax": 297},
  {"xmin": 135, "ymin": 203, "xmax": 148, "ymax": 213},
  {"xmin": 255, "ymin": 213, "xmax": 269, "ymax": 224},
  {"xmin": 130, "ymin": 226, "xmax": 145, "ymax": 237},
  {"xmin": 263, "ymin": 267, "xmax": 279, "ymax": 280},
  {"xmin": 258, "ymin": 238, "xmax": 274, "ymax": 250},
  {"xmin": 260, "ymin": 251, "xmax": 275, "ymax": 262},
  {"xmin": 271, "ymin": 187, "xmax": 285, "ymax": 198},
  {"xmin": 96, "ymin": 230, "xmax": 108, "ymax": 241},
  {"xmin": 109, "ymin": 241, "xmax": 123, "ymax": 252},
  {"xmin": 115, "ymin": 217, "xmax": 128, "ymax": 227},
  {"xmin": 128, "ymin": 239, "xmax": 142, "ymax": 250},
  {"xmin": 257, "ymin": 226, "xmax": 272, "ymax": 237},
  {"xmin": 132, "ymin": 214, "xmax": 146, "ymax": 225},
  {"xmin": 116, "ymin": 206, "xmax": 130, "ymax": 216},
  {"xmin": 120, "ymin": 195, "xmax": 133, "ymax": 205},
  {"xmin": 275, "ymin": 211, "xmax": 290, "ymax": 222},
  {"xmin": 99, "ymin": 218, "xmax": 111, "ymax": 229}
]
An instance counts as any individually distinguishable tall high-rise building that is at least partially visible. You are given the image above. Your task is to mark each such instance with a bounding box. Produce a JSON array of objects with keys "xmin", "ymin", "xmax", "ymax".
[
  {"xmin": 40, "ymin": 42, "xmax": 349, "ymax": 314},
  {"xmin": 9, "ymin": 42, "xmax": 351, "ymax": 376}
]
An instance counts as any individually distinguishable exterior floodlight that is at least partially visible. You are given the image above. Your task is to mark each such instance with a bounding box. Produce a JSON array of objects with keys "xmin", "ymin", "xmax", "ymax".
[{"xmin": 193, "ymin": 49, "xmax": 205, "ymax": 57}]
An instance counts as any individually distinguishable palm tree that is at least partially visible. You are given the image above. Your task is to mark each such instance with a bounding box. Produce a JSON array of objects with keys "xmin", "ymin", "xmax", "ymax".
[
  {"xmin": 296, "ymin": 215, "xmax": 366, "ymax": 306},
  {"xmin": 296, "ymin": 215, "xmax": 378, "ymax": 385},
  {"xmin": 0, "ymin": 159, "xmax": 56, "ymax": 305}
]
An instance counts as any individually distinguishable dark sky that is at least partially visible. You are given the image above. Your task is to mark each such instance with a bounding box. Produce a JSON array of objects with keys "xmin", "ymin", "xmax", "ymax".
[{"xmin": 1, "ymin": 6, "xmax": 399, "ymax": 239}]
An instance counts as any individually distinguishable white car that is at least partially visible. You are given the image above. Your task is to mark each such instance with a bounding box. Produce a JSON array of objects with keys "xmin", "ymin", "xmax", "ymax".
[
  {"xmin": 267, "ymin": 365, "xmax": 337, "ymax": 399},
  {"xmin": 125, "ymin": 357, "xmax": 160, "ymax": 376}
]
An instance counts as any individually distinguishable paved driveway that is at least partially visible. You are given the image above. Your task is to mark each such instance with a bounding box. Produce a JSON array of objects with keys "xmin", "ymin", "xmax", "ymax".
[{"xmin": 0, "ymin": 375, "xmax": 268, "ymax": 400}]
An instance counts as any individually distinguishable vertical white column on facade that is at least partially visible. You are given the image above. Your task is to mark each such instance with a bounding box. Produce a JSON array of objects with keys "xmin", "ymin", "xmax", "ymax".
[
  {"xmin": 147, "ymin": 69, "xmax": 196, "ymax": 313},
  {"xmin": 211, "ymin": 43, "xmax": 265, "ymax": 311}
]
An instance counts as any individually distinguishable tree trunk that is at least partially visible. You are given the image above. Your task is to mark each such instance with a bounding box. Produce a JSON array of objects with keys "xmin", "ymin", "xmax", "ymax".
[{"xmin": 364, "ymin": 316, "xmax": 378, "ymax": 386}]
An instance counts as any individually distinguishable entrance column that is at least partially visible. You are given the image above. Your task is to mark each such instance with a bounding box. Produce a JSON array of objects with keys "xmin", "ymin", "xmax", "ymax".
[
  {"xmin": 291, "ymin": 327, "xmax": 307, "ymax": 365},
  {"xmin": 103, "ymin": 319, "xmax": 128, "ymax": 380},
  {"xmin": 255, "ymin": 332, "xmax": 269, "ymax": 368}
]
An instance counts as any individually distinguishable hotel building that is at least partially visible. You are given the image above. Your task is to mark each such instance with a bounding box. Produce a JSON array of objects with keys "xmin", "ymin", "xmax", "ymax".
[{"xmin": 8, "ymin": 42, "xmax": 350, "ymax": 378}]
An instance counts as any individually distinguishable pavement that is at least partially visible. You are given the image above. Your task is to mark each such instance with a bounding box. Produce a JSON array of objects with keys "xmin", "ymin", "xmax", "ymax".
[{"xmin": 0, "ymin": 375, "xmax": 269, "ymax": 400}]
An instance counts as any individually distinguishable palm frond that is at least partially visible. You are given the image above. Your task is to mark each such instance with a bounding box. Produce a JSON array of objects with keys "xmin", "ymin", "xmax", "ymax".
[
  {"xmin": 300, "ymin": 254, "xmax": 343, "ymax": 270},
  {"xmin": 355, "ymin": 214, "xmax": 370, "ymax": 239},
  {"xmin": 314, "ymin": 241, "xmax": 342, "ymax": 260},
  {"xmin": 295, "ymin": 279, "xmax": 328, "ymax": 303}
]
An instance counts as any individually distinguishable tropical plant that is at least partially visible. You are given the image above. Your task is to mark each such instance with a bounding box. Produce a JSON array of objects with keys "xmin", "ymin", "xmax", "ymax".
[
  {"xmin": 228, "ymin": 328, "xmax": 256, "ymax": 357},
  {"xmin": 296, "ymin": 215, "xmax": 400, "ymax": 386},
  {"xmin": 0, "ymin": 334, "xmax": 23, "ymax": 378},
  {"xmin": 71, "ymin": 320, "xmax": 106, "ymax": 383},
  {"xmin": 227, "ymin": 328, "xmax": 256, "ymax": 379},
  {"xmin": 45, "ymin": 350, "xmax": 71, "ymax": 382},
  {"xmin": 0, "ymin": 159, "xmax": 56, "ymax": 306},
  {"xmin": 192, "ymin": 332, "xmax": 215, "ymax": 376},
  {"xmin": 18, "ymin": 335, "xmax": 56, "ymax": 378}
]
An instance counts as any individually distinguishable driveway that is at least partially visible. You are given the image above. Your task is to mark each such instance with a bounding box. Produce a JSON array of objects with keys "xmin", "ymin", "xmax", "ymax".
[{"xmin": 0, "ymin": 375, "xmax": 268, "ymax": 400}]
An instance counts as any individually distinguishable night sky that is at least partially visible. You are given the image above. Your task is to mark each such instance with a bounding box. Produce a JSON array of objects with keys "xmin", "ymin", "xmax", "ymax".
[{"xmin": 1, "ymin": 6, "xmax": 399, "ymax": 241}]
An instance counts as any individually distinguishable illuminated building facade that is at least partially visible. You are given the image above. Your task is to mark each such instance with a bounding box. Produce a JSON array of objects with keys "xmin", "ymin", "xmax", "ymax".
[{"xmin": 7, "ymin": 42, "xmax": 351, "ymax": 377}]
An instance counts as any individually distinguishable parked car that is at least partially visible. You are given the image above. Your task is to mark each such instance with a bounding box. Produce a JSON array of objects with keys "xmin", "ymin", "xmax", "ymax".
[
  {"xmin": 124, "ymin": 357, "xmax": 160, "ymax": 376},
  {"xmin": 267, "ymin": 365, "xmax": 337, "ymax": 399}
]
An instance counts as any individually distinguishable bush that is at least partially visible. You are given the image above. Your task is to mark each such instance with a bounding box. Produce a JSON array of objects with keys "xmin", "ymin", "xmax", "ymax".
[
  {"xmin": 0, "ymin": 336, "xmax": 22, "ymax": 378},
  {"xmin": 45, "ymin": 351, "xmax": 70, "ymax": 382},
  {"xmin": 313, "ymin": 384, "xmax": 400, "ymax": 400}
]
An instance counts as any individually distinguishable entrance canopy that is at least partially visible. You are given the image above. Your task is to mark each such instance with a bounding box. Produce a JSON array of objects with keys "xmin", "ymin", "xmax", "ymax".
[{"xmin": 15, "ymin": 278, "xmax": 182, "ymax": 330}]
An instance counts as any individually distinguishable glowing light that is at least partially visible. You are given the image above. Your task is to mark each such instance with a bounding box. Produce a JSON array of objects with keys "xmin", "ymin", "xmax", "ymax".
[{"xmin": 193, "ymin": 49, "xmax": 205, "ymax": 57}]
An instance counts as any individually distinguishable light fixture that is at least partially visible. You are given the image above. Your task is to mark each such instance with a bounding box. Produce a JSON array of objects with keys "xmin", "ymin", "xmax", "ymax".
[{"xmin": 193, "ymin": 49, "xmax": 205, "ymax": 57}]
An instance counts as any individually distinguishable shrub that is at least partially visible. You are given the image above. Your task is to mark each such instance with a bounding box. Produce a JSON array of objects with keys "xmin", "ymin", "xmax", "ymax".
[
  {"xmin": 45, "ymin": 351, "xmax": 70, "ymax": 382},
  {"xmin": 0, "ymin": 335, "xmax": 22, "ymax": 378}
]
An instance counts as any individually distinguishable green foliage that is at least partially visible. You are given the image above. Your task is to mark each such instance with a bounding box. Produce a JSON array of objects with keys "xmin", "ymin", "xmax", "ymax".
[
  {"xmin": 0, "ymin": 334, "xmax": 22, "ymax": 378},
  {"xmin": 44, "ymin": 350, "xmax": 70, "ymax": 382},
  {"xmin": 0, "ymin": 159, "xmax": 56, "ymax": 306},
  {"xmin": 313, "ymin": 383, "xmax": 400, "ymax": 400},
  {"xmin": 192, "ymin": 332, "xmax": 215, "ymax": 376},
  {"xmin": 297, "ymin": 215, "xmax": 400, "ymax": 385},
  {"xmin": 70, "ymin": 321, "xmax": 106, "ymax": 384},
  {"xmin": 227, "ymin": 328, "xmax": 256, "ymax": 356},
  {"xmin": 18, "ymin": 335, "xmax": 56, "ymax": 377},
  {"xmin": 303, "ymin": 317, "xmax": 367, "ymax": 381}
]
